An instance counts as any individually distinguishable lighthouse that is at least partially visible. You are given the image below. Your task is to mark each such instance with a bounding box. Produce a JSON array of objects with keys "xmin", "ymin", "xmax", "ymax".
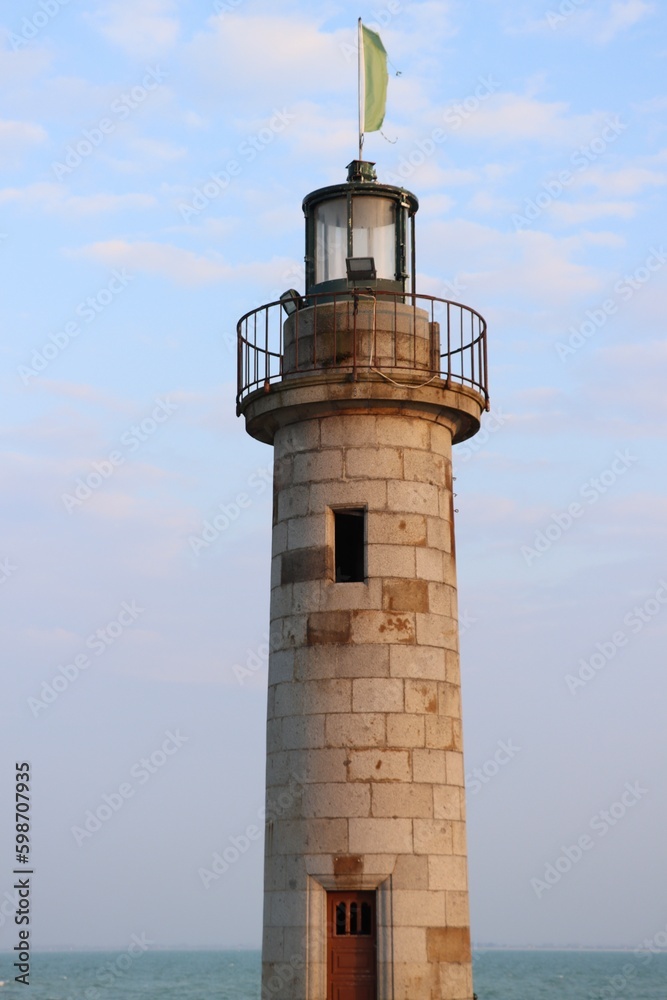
[{"xmin": 236, "ymin": 158, "xmax": 488, "ymax": 1000}]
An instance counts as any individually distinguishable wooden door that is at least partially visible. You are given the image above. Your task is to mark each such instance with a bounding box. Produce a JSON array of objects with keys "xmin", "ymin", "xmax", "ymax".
[{"xmin": 327, "ymin": 891, "xmax": 377, "ymax": 1000}]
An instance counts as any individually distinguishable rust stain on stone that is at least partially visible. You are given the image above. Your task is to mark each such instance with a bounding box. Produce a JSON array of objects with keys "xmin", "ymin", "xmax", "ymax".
[
  {"xmin": 426, "ymin": 926, "xmax": 471, "ymax": 963},
  {"xmin": 373, "ymin": 611, "xmax": 415, "ymax": 644},
  {"xmin": 333, "ymin": 856, "xmax": 363, "ymax": 876},
  {"xmin": 381, "ymin": 616, "xmax": 411, "ymax": 633},
  {"xmin": 382, "ymin": 579, "xmax": 429, "ymax": 614},
  {"xmin": 307, "ymin": 611, "xmax": 351, "ymax": 644}
]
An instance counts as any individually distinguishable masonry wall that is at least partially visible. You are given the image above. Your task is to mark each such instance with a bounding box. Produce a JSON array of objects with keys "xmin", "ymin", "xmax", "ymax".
[{"xmin": 261, "ymin": 408, "xmax": 473, "ymax": 1000}]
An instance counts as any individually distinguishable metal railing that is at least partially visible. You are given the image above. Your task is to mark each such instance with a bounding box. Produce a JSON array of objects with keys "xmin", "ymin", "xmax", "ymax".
[{"xmin": 236, "ymin": 290, "xmax": 489, "ymax": 414}]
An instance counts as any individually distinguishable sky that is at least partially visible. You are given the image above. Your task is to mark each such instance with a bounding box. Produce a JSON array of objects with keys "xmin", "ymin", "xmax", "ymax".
[{"xmin": 1, "ymin": 0, "xmax": 666, "ymax": 957}]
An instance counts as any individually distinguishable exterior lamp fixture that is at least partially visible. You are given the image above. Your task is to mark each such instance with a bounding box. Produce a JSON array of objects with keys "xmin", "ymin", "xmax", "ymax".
[
  {"xmin": 346, "ymin": 256, "xmax": 376, "ymax": 284},
  {"xmin": 279, "ymin": 288, "xmax": 302, "ymax": 316}
]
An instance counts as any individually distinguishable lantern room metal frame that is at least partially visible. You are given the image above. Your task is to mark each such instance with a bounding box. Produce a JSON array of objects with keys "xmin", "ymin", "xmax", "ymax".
[{"xmin": 302, "ymin": 160, "xmax": 419, "ymax": 299}]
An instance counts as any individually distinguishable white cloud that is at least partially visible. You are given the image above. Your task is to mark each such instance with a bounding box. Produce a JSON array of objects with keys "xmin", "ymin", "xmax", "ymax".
[
  {"xmin": 67, "ymin": 192, "xmax": 157, "ymax": 214},
  {"xmin": 448, "ymin": 93, "xmax": 609, "ymax": 147},
  {"xmin": 70, "ymin": 239, "xmax": 228, "ymax": 285},
  {"xmin": 375, "ymin": 9, "xmax": 458, "ymax": 102},
  {"xmin": 634, "ymin": 97, "xmax": 667, "ymax": 116},
  {"xmin": 185, "ymin": 14, "xmax": 352, "ymax": 107},
  {"xmin": 596, "ymin": 0, "xmax": 656, "ymax": 43},
  {"xmin": 84, "ymin": 0, "xmax": 180, "ymax": 58},
  {"xmin": 31, "ymin": 380, "xmax": 138, "ymax": 414},
  {"xmin": 549, "ymin": 201, "xmax": 637, "ymax": 225},
  {"xmin": 165, "ymin": 216, "xmax": 239, "ymax": 240},
  {"xmin": 261, "ymin": 101, "xmax": 355, "ymax": 166},
  {"xmin": 468, "ymin": 191, "xmax": 517, "ymax": 215},
  {"xmin": 0, "ymin": 118, "xmax": 47, "ymax": 165},
  {"xmin": 503, "ymin": 0, "xmax": 655, "ymax": 43},
  {"xmin": 599, "ymin": 340, "xmax": 667, "ymax": 367},
  {"xmin": 419, "ymin": 193, "xmax": 456, "ymax": 216},
  {"xmin": 130, "ymin": 137, "xmax": 187, "ymax": 161},
  {"xmin": 576, "ymin": 166, "xmax": 667, "ymax": 197},
  {"xmin": 589, "ymin": 341, "xmax": 667, "ymax": 429},
  {"xmin": 0, "ymin": 182, "xmax": 156, "ymax": 215},
  {"xmin": 105, "ymin": 138, "xmax": 188, "ymax": 174},
  {"xmin": 0, "ymin": 33, "xmax": 53, "ymax": 85},
  {"xmin": 393, "ymin": 0, "xmax": 457, "ymax": 45},
  {"xmin": 183, "ymin": 110, "xmax": 208, "ymax": 129},
  {"xmin": 420, "ymin": 220, "xmax": 605, "ymax": 307},
  {"xmin": 68, "ymin": 239, "xmax": 298, "ymax": 288},
  {"xmin": 609, "ymin": 492, "xmax": 667, "ymax": 527},
  {"xmin": 379, "ymin": 151, "xmax": 478, "ymax": 192}
]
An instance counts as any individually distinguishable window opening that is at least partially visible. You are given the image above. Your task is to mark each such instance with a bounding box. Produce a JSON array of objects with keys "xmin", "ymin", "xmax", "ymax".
[
  {"xmin": 361, "ymin": 902, "xmax": 372, "ymax": 935},
  {"xmin": 335, "ymin": 902, "xmax": 346, "ymax": 935},
  {"xmin": 334, "ymin": 508, "xmax": 365, "ymax": 583}
]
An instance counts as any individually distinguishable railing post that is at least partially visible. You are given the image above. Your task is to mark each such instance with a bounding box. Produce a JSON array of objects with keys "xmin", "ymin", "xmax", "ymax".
[
  {"xmin": 482, "ymin": 319, "xmax": 489, "ymax": 409},
  {"xmin": 446, "ymin": 302, "xmax": 452, "ymax": 383},
  {"xmin": 312, "ymin": 295, "xmax": 317, "ymax": 369},
  {"xmin": 252, "ymin": 312, "xmax": 258, "ymax": 394},
  {"xmin": 412, "ymin": 293, "xmax": 417, "ymax": 369},
  {"xmin": 236, "ymin": 320, "xmax": 243, "ymax": 414},
  {"xmin": 352, "ymin": 291, "xmax": 358, "ymax": 380}
]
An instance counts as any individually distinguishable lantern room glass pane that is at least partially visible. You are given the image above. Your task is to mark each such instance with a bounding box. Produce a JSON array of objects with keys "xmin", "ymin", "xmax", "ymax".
[
  {"xmin": 314, "ymin": 198, "xmax": 347, "ymax": 284},
  {"xmin": 352, "ymin": 196, "xmax": 396, "ymax": 280},
  {"xmin": 402, "ymin": 207, "xmax": 412, "ymax": 285}
]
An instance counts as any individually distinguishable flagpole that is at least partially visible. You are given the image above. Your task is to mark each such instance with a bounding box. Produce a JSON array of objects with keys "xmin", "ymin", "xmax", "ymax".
[{"xmin": 358, "ymin": 17, "xmax": 363, "ymax": 160}]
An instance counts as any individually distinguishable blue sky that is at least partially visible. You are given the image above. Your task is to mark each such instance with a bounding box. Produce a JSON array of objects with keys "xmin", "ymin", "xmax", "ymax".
[{"xmin": 1, "ymin": 0, "xmax": 666, "ymax": 954}]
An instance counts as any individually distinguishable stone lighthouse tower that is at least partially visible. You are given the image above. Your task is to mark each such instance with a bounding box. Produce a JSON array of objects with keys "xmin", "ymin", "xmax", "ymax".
[{"xmin": 236, "ymin": 159, "xmax": 488, "ymax": 1000}]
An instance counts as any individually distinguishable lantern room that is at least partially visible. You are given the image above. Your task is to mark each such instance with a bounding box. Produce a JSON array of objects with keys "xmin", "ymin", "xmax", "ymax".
[{"xmin": 302, "ymin": 159, "xmax": 419, "ymax": 298}]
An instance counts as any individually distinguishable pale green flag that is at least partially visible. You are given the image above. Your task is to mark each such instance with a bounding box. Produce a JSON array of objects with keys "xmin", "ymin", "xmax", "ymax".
[{"xmin": 361, "ymin": 24, "xmax": 388, "ymax": 133}]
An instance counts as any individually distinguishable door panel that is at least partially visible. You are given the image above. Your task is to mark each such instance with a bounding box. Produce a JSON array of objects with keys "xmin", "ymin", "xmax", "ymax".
[{"xmin": 327, "ymin": 891, "xmax": 377, "ymax": 1000}]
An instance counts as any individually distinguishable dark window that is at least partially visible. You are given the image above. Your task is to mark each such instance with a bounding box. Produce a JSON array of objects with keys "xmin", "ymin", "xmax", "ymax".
[
  {"xmin": 335, "ymin": 902, "xmax": 346, "ymax": 935},
  {"xmin": 334, "ymin": 508, "xmax": 365, "ymax": 583},
  {"xmin": 360, "ymin": 901, "xmax": 372, "ymax": 935},
  {"xmin": 333, "ymin": 899, "xmax": 372, "ymax": 937}
]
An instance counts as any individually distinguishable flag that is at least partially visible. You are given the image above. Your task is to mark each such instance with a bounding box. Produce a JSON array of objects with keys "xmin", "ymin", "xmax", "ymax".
[{"xmin": 361, "ymin": 23, "xmax": 388, "ymax": 133}]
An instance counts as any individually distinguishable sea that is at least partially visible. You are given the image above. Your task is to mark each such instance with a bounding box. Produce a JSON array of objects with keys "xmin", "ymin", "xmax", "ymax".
[{"xmin": 0, "ymin": 949, "xmax": 666, "ymax": 999}]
